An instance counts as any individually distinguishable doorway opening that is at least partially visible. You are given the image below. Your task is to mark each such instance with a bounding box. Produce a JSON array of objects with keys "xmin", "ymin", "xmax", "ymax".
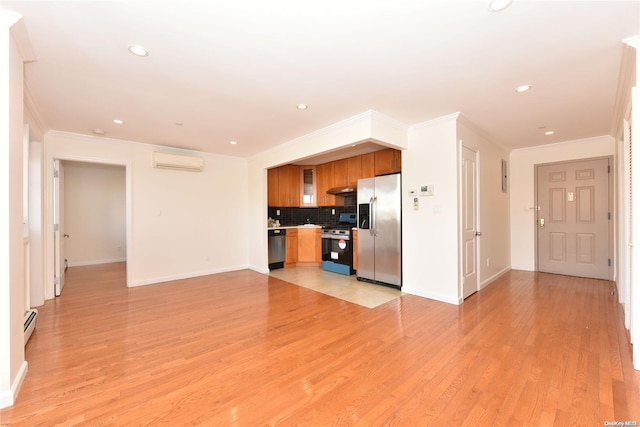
[{"xmin": 49, "ymin": 158, "xmax": 131, "ymax": 300}]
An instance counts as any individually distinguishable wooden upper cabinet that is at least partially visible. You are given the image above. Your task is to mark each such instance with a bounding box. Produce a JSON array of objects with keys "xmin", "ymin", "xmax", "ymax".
[
  {"xmin": 267, "ymin": 149, "xmax": 396, "ymax": 208},
  {"xmin": 299, "ymin": 166, "xmax": 316, "ymax": 207},
  {"xmin": 333, "ymin": 159, "xmax": 348, "ymax": 187},
  {"xmin": 334, "ymin": 156, "xmax": 363, "ymax": 187},
  {"xmin": 277, "ymin": 164, "xmax": 300, "ymax": 207},
  {"xmin": 316, "ymin": 162, "xmax": 337, "ymax": 207},
  {"xmin": 374, "ymin": 148, "xmax": 402, "ymax": 176},
  {"xmin": 361, "ymin": 152, "xmax": 375, "ymax": 179},
  {"xmin": 267, "ymin": 168, "xmax": 279, "ymax": 207},
  {"xmin": 346, "ymin": 155, "xmax": 363, "ymax": 187}
]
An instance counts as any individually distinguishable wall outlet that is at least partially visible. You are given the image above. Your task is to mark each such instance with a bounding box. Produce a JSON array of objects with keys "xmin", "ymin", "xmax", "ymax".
[
  {"xmin": 332, "ymin": 209, "xmax": 335, "ymax": 215},
  {"xmin": 276, "ymin": 209, "xmax": 280, "ymax": 216},
  {"xmin": 486, "ymin": 258, "xmax": 490, "ymax": 267}
]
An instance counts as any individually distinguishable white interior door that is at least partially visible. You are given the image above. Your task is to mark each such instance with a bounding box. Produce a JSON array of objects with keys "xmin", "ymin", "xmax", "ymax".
[
  {"xmin": 461, "ymin": 146, "xmax": 479, "ymax": 299},
  {"xmin": 53, "ymin": 159, "xmax": 66, "ymax": 296},
  {"xmin": 536, "ymin": 158, "xmax": 611, "ymax": 279}
]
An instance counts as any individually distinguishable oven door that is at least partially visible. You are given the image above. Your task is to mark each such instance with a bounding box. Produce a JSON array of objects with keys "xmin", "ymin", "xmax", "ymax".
[{"xmin": 322, "ymin": 236, "xmax": 353, "ymax": 266}]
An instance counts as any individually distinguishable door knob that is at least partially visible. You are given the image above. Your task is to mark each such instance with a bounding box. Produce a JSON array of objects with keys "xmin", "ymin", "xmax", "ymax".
[{"xmin": 539, "ymin": 218, "xmax": 545, "ymax": 228}]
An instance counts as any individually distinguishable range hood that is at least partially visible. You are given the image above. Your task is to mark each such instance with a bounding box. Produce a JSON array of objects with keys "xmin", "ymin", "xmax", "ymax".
[{"xmin": 326, "ymin": 186, "xmax": 357, "ymax": 195}]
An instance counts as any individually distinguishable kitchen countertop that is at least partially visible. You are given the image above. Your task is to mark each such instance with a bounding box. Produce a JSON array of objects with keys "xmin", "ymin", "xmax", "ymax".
[{"xmin": 267, "ymin": 225, "xmax": 323, "ymax": 230}]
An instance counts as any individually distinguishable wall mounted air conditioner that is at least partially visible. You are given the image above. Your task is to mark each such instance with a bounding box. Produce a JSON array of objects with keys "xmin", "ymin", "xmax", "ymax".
[{"xmin": 152, "ymin": 151, "xmax": 204, "ymax": 172}]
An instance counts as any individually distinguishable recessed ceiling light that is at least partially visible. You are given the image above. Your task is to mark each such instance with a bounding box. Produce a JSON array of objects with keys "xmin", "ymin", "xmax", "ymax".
[
  {"xmin": 92, "ymin": 129, "xmax": 105, "ymax": 135},
  {"xmin": 545, "ymin": 131, "xmax": 555, "ymax": 135},
  {"xmin": 230, "ymin": 140, "xmax": 238, "ymax": 145},
  {"xmin": 128, "ymin": 44, "xmax": 148, "ymax": 57},
  {"xmin": 515, "ymin": 85, "xmax": 531, "ymax": 93},
  {"xmin": 296, "ymin": 104, "xmax": 308, "ymax": 110},
  {"xmin": 113, "ymin": 119, "xmax": 123, "ymax": 125},
  {"xmin": 488, "ymin": 0, "xmax": 512, "ymax": 12}
]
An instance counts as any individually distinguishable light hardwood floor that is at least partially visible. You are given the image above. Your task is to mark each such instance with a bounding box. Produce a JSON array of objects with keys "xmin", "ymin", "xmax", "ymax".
[{"xmin": 1, "ymin": 263, "xmax": 638, "ymax": 426}]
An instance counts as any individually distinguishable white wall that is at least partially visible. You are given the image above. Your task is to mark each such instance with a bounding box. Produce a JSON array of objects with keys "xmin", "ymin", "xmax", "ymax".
[
  {"xmin": 0, "ymin": 11, "xmax": 28, "ymax": 409},
  {"xmin": 401, "ymin": 116, "xmax": 460, "ymax": 304},
  {"xmin": 510, "ymin": 135, "xmax": 615, "ymax": 271},
  {"xmin": 25, "ymin": 105, "xmax": 45, "ymax": 307},
  {"xmin": 43, "ymin": 131, "xmax": 249, "ymax": 295},
  {"xmin": 28, "ymin": 141, "xmax": 43, "ymax": 307},
  {"xmin": 63, "ymin": 162, "xmax": 126, "ymax": 267},
  {"xmin": 457, "ymin": 118, "xmax": 511, "ymax": 288},
  {"xmin": 399, "ymin": 115, "xmax": 511, "ymax": 304}
]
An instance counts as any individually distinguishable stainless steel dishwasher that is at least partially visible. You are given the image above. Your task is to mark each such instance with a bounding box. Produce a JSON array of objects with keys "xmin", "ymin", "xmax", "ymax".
[{"xmin": 268, "ymin": 229, "xmax": 286, "ymax": 270}]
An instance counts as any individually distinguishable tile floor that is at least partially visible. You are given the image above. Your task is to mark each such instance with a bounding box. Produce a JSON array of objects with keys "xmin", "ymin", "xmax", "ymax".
[{"xmin": 268, "ymin": 266, "xmax": 402, "ymax": 308}]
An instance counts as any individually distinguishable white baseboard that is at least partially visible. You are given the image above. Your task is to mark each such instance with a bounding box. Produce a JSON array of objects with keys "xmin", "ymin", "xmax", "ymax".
[
  {"xmin": 67, "ymin": 258, "xmax": 127, "ymax": 267},
  {"xmin": 250, "ymin": 266, "xmax": 270, "ymax": 275},
  {"xmin": 401, "ymin": 287, "xmax": 462, "ymax": 305},
  {"xmin": 480, "ymin": 267, "xmax": 511, "ymax": 290},
  {"xmin": 129, "ymin": 265, "xmax": 249, "ymax": 287},
  {"xmin": 0, "ymin": 361, "xmax": 28, "ymax": 409}
]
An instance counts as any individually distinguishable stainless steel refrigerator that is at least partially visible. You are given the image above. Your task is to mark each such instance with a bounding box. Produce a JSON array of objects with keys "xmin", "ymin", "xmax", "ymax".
[{"xmin": 357, "ymin": 173, "xmax": 402, "ymax": 289}]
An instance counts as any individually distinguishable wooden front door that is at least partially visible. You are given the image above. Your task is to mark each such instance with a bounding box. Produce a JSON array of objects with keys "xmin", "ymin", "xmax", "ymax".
[{"xmin": 536, "ymin": 157, "xmax": 611, "ymax": 280}]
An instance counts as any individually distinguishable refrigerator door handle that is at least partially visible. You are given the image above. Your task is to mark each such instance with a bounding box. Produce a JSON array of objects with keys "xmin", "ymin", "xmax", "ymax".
[
  {"xmin": 371, "ymin": 196, "xmax": 378, "ymax": 236},
  {"xmin": 369, "ymin": 196, "xmax": 375, "ymax": 236}
]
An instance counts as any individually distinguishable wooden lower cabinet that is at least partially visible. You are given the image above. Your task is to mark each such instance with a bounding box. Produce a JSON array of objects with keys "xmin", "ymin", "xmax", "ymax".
[
  {"xmin": 285, "ymin": 228, "xmax": 321, "ymax": 267},
  {"xmin": 297, "ymin": 228, "xmax": 320, "ymax": 266},
  {"xmin": 284, "ymin": 229, "xmax": 298, "ymax": 268},
  {"xmin": 353, "ymin": 229, "xmax": 358, "ymax": 271}
]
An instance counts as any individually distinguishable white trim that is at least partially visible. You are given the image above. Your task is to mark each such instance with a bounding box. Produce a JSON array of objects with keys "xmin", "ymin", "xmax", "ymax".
[
  {"xmin": 0, "ymin": 361, "xmax": 27, "ymax": 409},
  {"xmin": 45, "ymin": 130, "xmax": 242, "ymax": 163},
  {"xmin": 130, "ymin": 265, "xmax": 249, "ymax": 287},
  {"xmin": 480, "ymin": 266, "xmax": 511, "ymax": 290},
  {"xmin": 513, "ymin": 134, "xmax": 614, "ymax": 154},
  {"xmin": 67, "ymin": 258, "xmax": 126, "ymax": 268},
  {"xmin": 409, "ymin": 112, "xmax": 460, "ymax": 131},
  {"xmin": 249, "ymin": 110, "xmax": 409, "ymax": 162},
  {"xmin": 402, "ymin": 287, "xmax": 462, "ymax": 305}
]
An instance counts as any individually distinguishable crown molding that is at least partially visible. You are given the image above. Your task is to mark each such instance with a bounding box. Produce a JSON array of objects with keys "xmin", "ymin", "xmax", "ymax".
[
  {"xmin": 24, "ymin": 83, "xmax": 48, "ymax": 136},
  {"xmin": 624, "ymin": 35, "xmax": 640, "ymax": 49},
  {"xmin": 45, "ymin": 130, "xmax": 246, "ymax": 162},
  {"xmin": 0, "ymin": 10, "xmax": 36, "ymax": 62},
  {"xmin": 611, "ymin": 43, "xmax": 636, "ymax": 140},
  {"xmin": 408, "ymin": 112, "xmax": 460, "ymax": 131}
]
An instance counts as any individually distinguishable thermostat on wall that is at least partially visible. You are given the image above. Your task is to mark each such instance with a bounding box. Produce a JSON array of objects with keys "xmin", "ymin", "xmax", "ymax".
[{"xmin": 420, "ymin": 184, "xmax": 434, "ymax": 196}]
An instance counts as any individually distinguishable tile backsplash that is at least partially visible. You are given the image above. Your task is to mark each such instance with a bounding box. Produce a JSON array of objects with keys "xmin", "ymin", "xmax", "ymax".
[{"xmin": 269, "ymin": 194, "xmax": 357, "ymax": 227}]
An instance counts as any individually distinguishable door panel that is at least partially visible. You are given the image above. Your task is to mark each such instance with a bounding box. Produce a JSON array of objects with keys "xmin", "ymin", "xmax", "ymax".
[
  {"xmin": 53, "ymin": 159, "xmax": 66, "ymax": 296},
  {"xmin": 537, "ymin": 158, "xmax": 610, "ymax": 279},
  {"xmin": 461, "ymin": 146, "xmax": 478, "ymax": 299}
]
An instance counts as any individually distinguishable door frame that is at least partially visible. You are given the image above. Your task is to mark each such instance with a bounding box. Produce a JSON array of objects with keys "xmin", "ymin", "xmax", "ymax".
[
  {"xmin": 533, "ymin": 155, "xmax": 614, "ymax": 280},
  {"xmin": 43, "ymin": 154, "xmax": 132, "ymax": 300}
]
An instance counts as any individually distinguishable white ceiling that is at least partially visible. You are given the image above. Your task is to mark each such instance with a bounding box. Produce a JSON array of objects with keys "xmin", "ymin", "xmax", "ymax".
[{"xmin": 1, "ymin": 1, "xmax": 638, "ymax": 160}]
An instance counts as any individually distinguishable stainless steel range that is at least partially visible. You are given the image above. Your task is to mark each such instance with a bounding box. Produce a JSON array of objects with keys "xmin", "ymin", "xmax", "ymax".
[{"xmin": 321, "ymin": 213, "xmax": 357, "ymax": 275}]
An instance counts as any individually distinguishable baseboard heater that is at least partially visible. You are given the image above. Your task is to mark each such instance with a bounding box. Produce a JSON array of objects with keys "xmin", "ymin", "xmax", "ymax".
[{"xmin": 24, "ymin": 309, "xmax": 38, "ymax": 345}]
